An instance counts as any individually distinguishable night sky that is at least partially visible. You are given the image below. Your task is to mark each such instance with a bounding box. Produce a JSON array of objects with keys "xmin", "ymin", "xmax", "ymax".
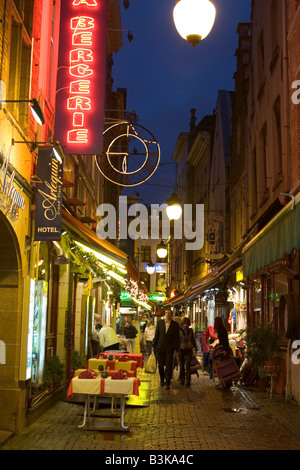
[{"xmin": 113, "ymin": 0, "xmax": 251, "ymax": 205}]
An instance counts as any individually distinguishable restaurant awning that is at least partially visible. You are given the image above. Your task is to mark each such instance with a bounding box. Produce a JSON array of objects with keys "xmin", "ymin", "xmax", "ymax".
[
  {"xmin": 165, "ymin": 257, "xmax": 239, "ymax": 306},
  {"xmin": 62, "ymin": 209, "xmax": 127, "ymax": 264},
  {"xmin": 62, "ymin": 209, "xmax": 152, "ymax": 309},
  {"xmin": 62, "ymin": 208, "xmax": 142, "ymax": 285},
  {"xmin": 242, "ymin": 192, "xmax": 300, "ymax": 278}
]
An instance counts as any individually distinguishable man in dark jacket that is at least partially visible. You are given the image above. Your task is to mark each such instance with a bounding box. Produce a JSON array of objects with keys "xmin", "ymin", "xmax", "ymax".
[
  {"xmin": 124, "ymin": 320, "xmax": 138, "ymax": 353},
  {"xmin": 153, "ymin": 309, "xmax": 180, "ymax": 390}
]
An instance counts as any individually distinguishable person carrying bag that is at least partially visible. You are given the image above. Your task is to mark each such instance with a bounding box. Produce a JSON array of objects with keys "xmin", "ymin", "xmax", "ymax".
[{"xmin": 179, "ymin": 317, "xmax": 196, "ymax": 387}]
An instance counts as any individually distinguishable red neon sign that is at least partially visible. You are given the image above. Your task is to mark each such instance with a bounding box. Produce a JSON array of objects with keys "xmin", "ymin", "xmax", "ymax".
[{"xmin": 54, "ymin": 0, "xmax": 108, "ymax": 154}]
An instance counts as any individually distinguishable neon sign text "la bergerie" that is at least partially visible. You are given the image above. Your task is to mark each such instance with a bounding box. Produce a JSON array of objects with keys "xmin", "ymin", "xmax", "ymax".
[
  {"xmin": 54, "ymin": 0, "xmax": 107, "ymax": 154},
  {"xmin": 67, "ymin": 1, "xmax": 98, "ymax": 145}
]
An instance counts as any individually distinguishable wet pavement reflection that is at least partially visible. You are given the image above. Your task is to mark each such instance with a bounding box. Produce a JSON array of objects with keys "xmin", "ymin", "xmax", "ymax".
[{"xmin": 2, "ymin": 368, "xmax": 300, "ymax": 450}]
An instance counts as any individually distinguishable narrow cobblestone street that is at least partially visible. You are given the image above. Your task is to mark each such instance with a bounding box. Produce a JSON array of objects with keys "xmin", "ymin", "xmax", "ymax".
[{"xmin": 2, "ymin": 367, "xmax": 300, "ymax": 452}]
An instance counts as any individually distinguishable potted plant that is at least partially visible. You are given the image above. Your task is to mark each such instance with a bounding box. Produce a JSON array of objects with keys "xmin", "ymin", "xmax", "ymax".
[
  {"xmin": 71, "ymin": 350, "xmax": 85, "ymax": 375},
  {"xmin": 29, "ymin": 356, "xmax": 65, "ymax": 409},
  {"xmin": 43, "ymin": 356, "xmax": 65, "ymax": 390},
  {"xmin": 245, "ymin": 325, "xmax": 281, "ymax": 390}
]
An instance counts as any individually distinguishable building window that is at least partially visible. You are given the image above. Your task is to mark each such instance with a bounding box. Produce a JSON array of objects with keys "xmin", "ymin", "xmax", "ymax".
[
  {"xmin": 251, "ymin": 147, "xmax": 258, "ymax": 215},
  {"xmin": 141, "ymin": 246, "xmax": 151, "ymax": 262},
  {"xmin": 259, "ymin": 123, "xmax": 268, "ymax": 204},
  {"xmin": 7, "ymin": 5, "xmax": 33, "ymax": 131},
  {"xmin": 257, "ymin": 31, "xmax": 265, "ymax": 91},
  {"xmin": 250, "ymin": 66, "xmax": 255, "ymax": 114},
  {"xmin": 273, "ymin": 96, "xmax": 283, "ymax": 183},
  {"xmin": 271, "ymin": 0, "xmax": 278, "ymax": 55}
]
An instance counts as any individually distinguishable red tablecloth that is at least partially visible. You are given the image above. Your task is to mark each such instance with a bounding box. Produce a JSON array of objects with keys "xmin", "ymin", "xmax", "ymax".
[
  {"xmin": 87, "ymin": 358, "xmax": 137, "ymax": 375},
  {"xmin": 98, "ymin": 353, "xmax": 144, "ymax": 368},
  {"xmin": 73, "ymin": 369, "xmax": 136, "ymax": 378}
]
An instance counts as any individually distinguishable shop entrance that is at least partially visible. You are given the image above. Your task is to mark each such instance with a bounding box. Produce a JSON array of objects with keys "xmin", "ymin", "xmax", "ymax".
[{"xmin": 0, "ymin": 212, "xmax": 23, "ymax": 433}]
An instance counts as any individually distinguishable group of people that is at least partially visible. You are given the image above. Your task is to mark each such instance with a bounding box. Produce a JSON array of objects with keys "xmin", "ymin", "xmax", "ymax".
[
  {"xmin": 92, "ymin": 310, "xmax": 232, "ymax": 390},
  {"xmin": 91, "ymin": 320, "xmax": 139, "ymax": 355},
  {"xmin": 152, "ymin": 309, "xmax": 196, "ymax": 390},
  {"xmin": 151, "ymin": 308, "xmax": 232, "ymax": 390}
]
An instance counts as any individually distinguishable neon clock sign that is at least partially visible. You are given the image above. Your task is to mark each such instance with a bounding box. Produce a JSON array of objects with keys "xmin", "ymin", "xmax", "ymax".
[{"xmin": 54, "ymin": 0, "xmax": 108, "ymax": 155}]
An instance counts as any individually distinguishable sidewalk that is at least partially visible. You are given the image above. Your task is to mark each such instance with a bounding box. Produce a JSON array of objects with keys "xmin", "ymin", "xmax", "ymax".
[{"xmin": 1, "ymin": 366, "xmax": 300, "ymax": 451}]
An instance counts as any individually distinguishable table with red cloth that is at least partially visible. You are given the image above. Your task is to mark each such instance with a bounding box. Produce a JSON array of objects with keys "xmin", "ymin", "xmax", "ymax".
[
  {"xmin": 67, "ymin": 374, "xmax": 140, "ymax": 430},
  {"xmin": 73, "ymin": 368, "xmax": 136, "ymax": 378},
  {"xmin": 87, "ymin": 358, "xmax": 138, "ymax": 375},
  {"xmin": 97, "ymin": 352, "xmax": 144, "ymax": 369}
]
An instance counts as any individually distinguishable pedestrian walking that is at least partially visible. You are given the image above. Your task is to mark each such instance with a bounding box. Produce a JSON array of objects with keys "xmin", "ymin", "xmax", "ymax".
[
  {"xmin": 124, "ymin": 320, "xmax": 138, "ymax": 353},
  {"xmin": 214, "ymin": 316, "xmax": 232, "ymax": 356},
  {"xmin": 153, "ymin": 309, "xmax": 180, "ymax": 390},
  {"xmin": 116, "ymin": 317, "xmax": 121, "ymax": 334},
  {"xmin": 200, "ymin": 325, "xmax": 217, "ymax": 368},
  {"xmin": 144, "ymin": 320, "xmax": 156, "ymax": 356},
  {"xmin": 178, "ymin": 317, "xmax": 197, "ymax": 387}
]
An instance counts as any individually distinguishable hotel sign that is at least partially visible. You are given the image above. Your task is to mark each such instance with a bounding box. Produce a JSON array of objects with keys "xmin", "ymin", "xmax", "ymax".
[
  {"xmin": 54, "ymin": 0, "xmax": 108, "ymax": 155},
  {"xmin": 34, "ymin": 147, "xmax": 63, "ymax": 241}
]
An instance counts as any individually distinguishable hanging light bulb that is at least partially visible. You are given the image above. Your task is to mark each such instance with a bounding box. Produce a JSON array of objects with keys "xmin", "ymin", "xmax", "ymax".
[{"xmin": 173, "ymin": 0, "xmax": 216, "ymax": 47}]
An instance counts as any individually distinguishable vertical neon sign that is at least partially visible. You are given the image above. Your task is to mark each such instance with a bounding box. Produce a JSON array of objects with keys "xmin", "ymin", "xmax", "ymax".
[{"xmin": 54, "ymin": 0, "xmax": 108, "ymax": 155}]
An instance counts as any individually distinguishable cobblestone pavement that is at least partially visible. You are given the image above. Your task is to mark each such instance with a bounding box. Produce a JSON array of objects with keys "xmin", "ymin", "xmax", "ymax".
[{"xmin": 2, "ymin": 367, "xmax": 300, "ymax": 452}]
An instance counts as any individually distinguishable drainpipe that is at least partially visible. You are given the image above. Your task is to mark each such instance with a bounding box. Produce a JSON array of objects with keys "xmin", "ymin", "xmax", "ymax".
[
  {"xmin": 65, "ymin": 267, "xmax": 74, "ymax": 390},
  {"xmin": 282, "ymin": 0, "xmax": 290, "ymax": 192},
  {"xmin": 0, "ymin": 0, "xmax": 8, "ymax": 84},
  {"xmin": 282, "ymin": 0, "xmax": 292, "ymax": 402}
]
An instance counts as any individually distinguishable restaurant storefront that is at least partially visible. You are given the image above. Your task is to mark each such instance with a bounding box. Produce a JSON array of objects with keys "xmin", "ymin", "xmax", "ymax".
[
  {"xmin": 0, "ymin": 143, "xmax": 34, "ymax": 434},
  {"xmin": 242, "ymin": 192, "xmax": 300, "ymax": 402},
  {"xmin": 62, "ymin": 209, "xmax": 152, "ymax": 362}
]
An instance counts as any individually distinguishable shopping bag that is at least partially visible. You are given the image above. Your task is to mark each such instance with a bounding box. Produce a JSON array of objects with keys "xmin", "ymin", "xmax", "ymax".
[
  {"xmin": 190, "ymin": 356, "xmax": 204, "ymax": 375},
  {"xmin": 190, "ymin": 356, "xmax": 201, "ymax": 369},
  {"xmin": 145, "ymin": 351, "xmax": 157, "ymax": 373}
]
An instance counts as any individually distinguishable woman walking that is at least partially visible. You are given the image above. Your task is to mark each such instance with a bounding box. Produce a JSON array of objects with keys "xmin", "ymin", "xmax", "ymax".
[
  {"xmin": 144, "ymin": 320, "xmax": 156, "ymax": 356},
  {"xmin": 179, "ymin": 317, "xmax": 196, "ymax": 387}
]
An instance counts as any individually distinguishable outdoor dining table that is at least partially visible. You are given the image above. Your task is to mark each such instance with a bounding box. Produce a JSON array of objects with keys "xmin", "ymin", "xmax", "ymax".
[
  {"xmin": 67, "ymin": 374, "xmax": 140, "ymax": 431},
  {"xmin": 98, "ymin": 352, "xmax": 144, "ymax": 369},
  {"xmin": 87, "ymin": 358, "xmax": 138, "ymax": 375},
  {"xmin": 74, "ymin": 368, "xmax": 136, "ymax": 378}
]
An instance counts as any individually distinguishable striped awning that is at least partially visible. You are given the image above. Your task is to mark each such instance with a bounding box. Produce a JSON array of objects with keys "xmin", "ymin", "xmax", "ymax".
[{"xmin": 242, "ymin": 192, "xmax": 300, "ymax": 277}]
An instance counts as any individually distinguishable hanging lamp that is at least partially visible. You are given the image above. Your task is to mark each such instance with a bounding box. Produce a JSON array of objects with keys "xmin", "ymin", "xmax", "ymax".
[{"xmin": 173, "ymin": 0, "xmax": 216, "ymax": 47}]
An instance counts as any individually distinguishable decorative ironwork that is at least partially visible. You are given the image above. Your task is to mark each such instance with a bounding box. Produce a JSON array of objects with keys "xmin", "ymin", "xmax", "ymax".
[{"xmin": 95, "ymin": 122, "xmax": 160, "ymax": 187}]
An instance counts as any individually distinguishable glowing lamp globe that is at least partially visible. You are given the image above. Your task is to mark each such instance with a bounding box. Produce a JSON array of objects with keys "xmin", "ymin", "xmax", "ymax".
[
  {"xmin": 173, "ymin": 0, "xmax": 216, "ymax": 47},
  {"xmin": 166, "ymin": 192, "xmax": 182, "ymax": 220},
  {"xmin": 156, "ymin": 241, "xmax": 168, "ymax": 259},
  {"xmin": 146, "ymin": 262, "xmax": 155, "ymax": 275},
  {"xmin": 166, "ymin": 203, "xmax": 182, "ymax": 221}
]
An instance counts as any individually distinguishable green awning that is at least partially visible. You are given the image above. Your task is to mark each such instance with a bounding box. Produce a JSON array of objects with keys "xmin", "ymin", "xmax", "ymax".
[{"xmin": 242, "ymin": 193, "xmax": 300, "ymax": 277}]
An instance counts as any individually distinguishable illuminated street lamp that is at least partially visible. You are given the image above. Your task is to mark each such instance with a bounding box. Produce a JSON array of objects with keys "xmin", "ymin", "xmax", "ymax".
[
  {"xmin": 173, "ymin": 0, "xmax": 216, "ymax": 47},
  {"xmin": 166, "ymin": 192, "xmax": 182, "ymax": 221},
  {"xmin": 146, "ymin": 261, "xmax": 155, "ymax": 275},
  {"xmin": 156, "ymin": 241, "xmax": 168, "ymax": 259},
  {"xmin": 0, "ymin": 98, "xmax": 45, "ymax": 125}
]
